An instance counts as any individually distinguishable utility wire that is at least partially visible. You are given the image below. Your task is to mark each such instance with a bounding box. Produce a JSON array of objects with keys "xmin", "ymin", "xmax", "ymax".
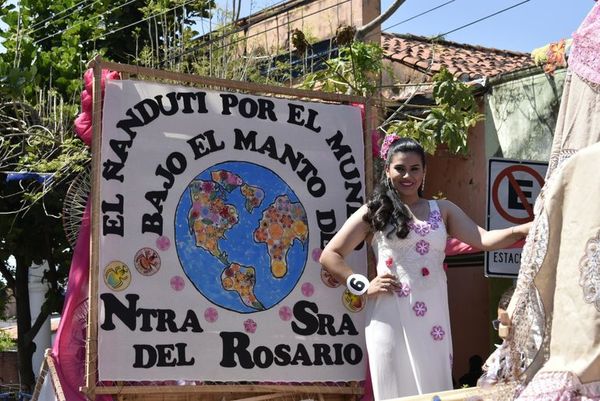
[
  {"xmin": 382, "ymin": 0, "xmax": 456, "ymax": 31},
  {"xmin": 79, "ymin": 0, "xmax": 199, "ymax": 46},
  {"xmin": 196, "ymin": 0, "xmax": 291, "ymax": 34},
  {"xmin": 435, "ymin": 0, "xmax": 530, "ymax": 38},
  {"xmin": 188, "ymin": 0, "xmax": 530, "ymax": 65},
  {"xmin": 26, "ymin": 0, "xmax": 95, "ymax": 33},
  {"xmin": 376, "ymin": 1, "xmax": 532, "ymax": 129},
  {"xmin": 192, "ymin": 0, "xmax": 452, "ymax": 62},
  {"xmin": 27, "ymin": 1, "xmax": 102, "ymax": 37},
  {"xmin": 383, "ymin": 0, "xmax": 531, "ymax": 41},
  {"xmin": 158, "ymin": 0, "xmax": 455, "ymax": 96},
  {"xmin": 167, "ymin": 0, "xmax": 351, "ymax": 64},
  {"xmin": 378, "ymin": 0, "xmax": 532, "ymax": 78},
  {"xmin": 33, "ymin": 0, "xmax": 139, "ymax": 45}
]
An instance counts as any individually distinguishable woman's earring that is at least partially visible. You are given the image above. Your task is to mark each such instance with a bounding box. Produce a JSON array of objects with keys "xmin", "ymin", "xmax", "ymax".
[{"xmin": 421, "ymin": 176, "xmax": 426, "ymax": 193}]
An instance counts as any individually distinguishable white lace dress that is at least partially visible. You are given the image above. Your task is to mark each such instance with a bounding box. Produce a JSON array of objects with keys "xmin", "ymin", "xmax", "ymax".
[{"xmin": 366, "ymin": 200, "xmax": 453, "ymax": 400}]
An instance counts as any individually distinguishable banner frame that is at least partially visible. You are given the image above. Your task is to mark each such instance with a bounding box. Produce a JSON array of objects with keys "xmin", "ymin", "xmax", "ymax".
[{"xmin": 84, "ymin": 55, "xmax": 373, "ymax": 401}]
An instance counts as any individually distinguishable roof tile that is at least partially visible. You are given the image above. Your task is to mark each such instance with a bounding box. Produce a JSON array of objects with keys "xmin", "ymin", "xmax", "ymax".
[{"xmin": 382, "ymin": 32, "xmax": 534, "ymax": 81}]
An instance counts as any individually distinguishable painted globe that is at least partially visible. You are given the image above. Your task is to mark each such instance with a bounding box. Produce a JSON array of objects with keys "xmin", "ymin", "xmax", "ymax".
[{"xmin": 175, "ymin": 161, "xmax": 309, "ymax": 313}]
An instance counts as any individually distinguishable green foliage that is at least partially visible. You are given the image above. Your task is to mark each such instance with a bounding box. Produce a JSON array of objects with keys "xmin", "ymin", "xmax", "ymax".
[
  {"xmin": 17, "ymin": 132, "xmax": 90, "ymax": 179},
  {"xmin": 0, "ymin": 330, "xmax": 16, "ymax": 352},
  {"xmin": 300, "ymin": 41, "xmax": 385, "ymax": 96},
  {"xmin": 299, "ymin": 39, "xmax": 481, "ymax": 156},
  {"xmin": 0, "ymin": 62, "xmax": 38, "ymax": 99},
  {"xmin": 385, "ymin": 68, "xmax": 482, "ymax": 155}
]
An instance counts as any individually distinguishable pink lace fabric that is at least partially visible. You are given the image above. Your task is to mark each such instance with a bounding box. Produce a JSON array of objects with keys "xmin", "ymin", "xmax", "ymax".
[
  {"xmin": 569, "ymin": 3, "xmax": 600, "ymax": 85},
  {"xmin": 515, "ymin": 372, "xmax": 600, "ymax": 401}
]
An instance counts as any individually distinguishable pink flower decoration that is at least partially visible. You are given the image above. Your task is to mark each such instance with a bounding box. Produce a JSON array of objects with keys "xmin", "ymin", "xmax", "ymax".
[
  {"xmin": 413, "ymin": 301, "xmax": 427, "ymax": 316},
  {"xmin": 244, "ymin": 319, "xmax": 257, "ymax": 334},
  {"xmin": 204, "ymin": 307, "xmax": 218, "ymax": 323},
  {"xmin": 311, "ymin": 248, "xmax": 322, "ymax": 262},
  {"xmin": 421, "ymin": 267, "xmax": 430, "ymax": 277},
  {"xmin": 395, "ymin": 282, "xmax": 411, "ymax": 297},
  {"xmin": 416, "ymin": 240, "xmax": 430, "ymax": 256},
  {"xmin": 156, "ymin": 236, "xmax": 171, "ymax": 251},
  {"xmin": 431, "ymin": 325, "xmax": 445, "ymax": 341},
  {"xmin": 170, "ymin": 275, "xmax": 185, "ymax": 291},
  {"xmin": 301, "ymin": 282, "xmax": 315, "ymax": 297},
  {"xmin": 385, "ymin": 257, "xmax": 394, "ymax": 268},
  {"xmin": 379, "ymin": 134, "xmax": 402, "ymax": 161},
  {"xmin": 279, "ymin": 306, "xmax": 292, "ymax": 321}
]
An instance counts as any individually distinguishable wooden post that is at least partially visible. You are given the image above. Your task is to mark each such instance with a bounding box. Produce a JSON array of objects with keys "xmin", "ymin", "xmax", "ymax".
[
  {"xmin": 84, "ymin": 55, "xmax": 103, "ymax": 401},
  {"xmin": 31, "ymin": 351, "xmax": 67, "ymax": 401},
  {"xmin": 45, "ymin": 352, "xmax": 67, "ymax": 401}
]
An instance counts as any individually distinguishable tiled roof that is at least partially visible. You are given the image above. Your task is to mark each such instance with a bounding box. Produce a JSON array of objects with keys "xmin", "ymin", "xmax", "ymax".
[{"xmin": 382, "ymin": 32, "xmax": 535, "ymax": 81}]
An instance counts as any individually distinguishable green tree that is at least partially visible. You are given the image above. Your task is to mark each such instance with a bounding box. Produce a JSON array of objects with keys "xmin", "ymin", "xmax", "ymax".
[{"xmin": 382, "ymin": 68, "xmax": 481, "ymax": 155}]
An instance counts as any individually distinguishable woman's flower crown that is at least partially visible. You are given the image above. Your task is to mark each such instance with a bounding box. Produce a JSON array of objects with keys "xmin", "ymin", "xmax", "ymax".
[{"xmin": 379, "ymin": 133, "xmax": 402, "ymax": 161}]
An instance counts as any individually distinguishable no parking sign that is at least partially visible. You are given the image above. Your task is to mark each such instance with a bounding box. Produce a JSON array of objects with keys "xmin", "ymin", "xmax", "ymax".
[{"xmin": 485, "ymin": 158, "xmax": 547, "ymax": 277}]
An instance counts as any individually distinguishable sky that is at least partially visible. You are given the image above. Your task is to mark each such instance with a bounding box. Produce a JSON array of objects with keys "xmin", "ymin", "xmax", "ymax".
[{"xmin": 215, "ymin": 0, "xmax": 594, "ymax": 53}]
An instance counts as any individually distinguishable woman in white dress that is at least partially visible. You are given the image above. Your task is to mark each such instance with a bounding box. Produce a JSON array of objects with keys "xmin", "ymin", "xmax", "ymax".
[{"xmin": 319, "ymin": 136, "xmax": 530, "ymax": 400}]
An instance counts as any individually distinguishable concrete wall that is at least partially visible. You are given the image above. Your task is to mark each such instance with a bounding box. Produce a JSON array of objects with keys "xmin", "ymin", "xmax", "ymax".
[{"xmin": 237, "ymin": 0, "xmax": 381, "ymax": 53}]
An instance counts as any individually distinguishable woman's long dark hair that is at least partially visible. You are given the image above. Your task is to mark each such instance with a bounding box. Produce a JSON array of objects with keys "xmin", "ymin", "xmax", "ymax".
[{"xmin": 363, "ymin": 137, "xmax": 426, "ymax": 239}]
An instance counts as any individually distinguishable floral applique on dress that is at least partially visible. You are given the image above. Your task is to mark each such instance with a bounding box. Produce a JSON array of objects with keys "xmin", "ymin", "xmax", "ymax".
[
  {"xmin": 413, "ymin": 301, "xmax": 427, "ymax": 316},
  {"xmin": 431, "ymin": 325, "xmax": 446, "ymax": 341}
]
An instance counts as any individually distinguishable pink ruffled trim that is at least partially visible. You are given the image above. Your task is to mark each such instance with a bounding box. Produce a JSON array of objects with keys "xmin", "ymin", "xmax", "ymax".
[
  {"xmin": 73, "ymin": 69, "xmax": 120, "ymax": 146},
  {"xmin": 569, "ymin": 3, "xmax": 600, "ymax": 85}
]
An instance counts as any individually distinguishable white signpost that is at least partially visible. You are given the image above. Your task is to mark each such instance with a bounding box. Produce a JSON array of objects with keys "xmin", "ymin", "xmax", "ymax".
[{"xmin": 485, "ymin": 158, "xmax": 548, "ymax": 277}]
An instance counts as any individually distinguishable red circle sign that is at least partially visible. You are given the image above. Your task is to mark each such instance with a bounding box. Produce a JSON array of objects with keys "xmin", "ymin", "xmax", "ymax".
[{"xmin": 492, "ymin": 165, "xmax": 544, "ymax": 224}]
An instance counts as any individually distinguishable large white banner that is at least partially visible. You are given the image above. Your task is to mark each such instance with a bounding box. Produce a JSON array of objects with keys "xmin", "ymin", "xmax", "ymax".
[{"xmin": 96, "ymin": 80, "xmax": 367, "ymax": 382}]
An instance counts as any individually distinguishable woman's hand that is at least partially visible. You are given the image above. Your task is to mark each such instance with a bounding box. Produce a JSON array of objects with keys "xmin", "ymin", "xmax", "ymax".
[{"xmin": 367, "ymin": 273, "xmax": 399, "ymax": 297}]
